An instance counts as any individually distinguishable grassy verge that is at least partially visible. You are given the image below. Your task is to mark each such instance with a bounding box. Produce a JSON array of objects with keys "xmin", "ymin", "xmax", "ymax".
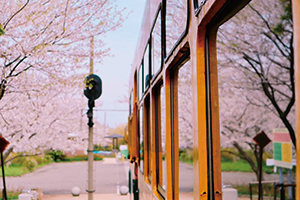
[
  {"xmin": 6, "ymin": 190, "xmax": 21, "ymax": 199},
  {"xmin": 221, "ymin": 160, "xmax": 253, "ymax": 172},
  {"xmin": 1, "ymin": 154, "xmax": 53, "ymax": 177},
  {"xmin": 1, "ymin": 165, "xmax": 30, "ymax": 177},
  {"xmin": 0, "ymin": 189, "xmax": 22, "ymax": 199},
  {"xmin": 1, "ymin": 154, "xmax": 104, "ymax": 177},
  {"xmin": 221, "ymin": 160, "xmax": 280, "ymax": 174},
  {"xmin": 59, "ymin": 154, "xmax": 103, "ymax": 162}
]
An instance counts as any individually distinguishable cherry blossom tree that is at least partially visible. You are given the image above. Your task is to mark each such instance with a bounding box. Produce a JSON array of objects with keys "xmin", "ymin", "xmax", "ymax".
[
  {"xmin": 0, "ymin": 0, "xmax": 127, "ymax": 161},
  {"xmin": 217, "ymin": 0, "xmax": 294, "ymax": 180},
  {"xmin": 218, "ymin": 0, "xmax": 295, "ymax": 146},
  {"xmin": 218, "ymin": 66, "xmax": 285, "ymax": 180}
]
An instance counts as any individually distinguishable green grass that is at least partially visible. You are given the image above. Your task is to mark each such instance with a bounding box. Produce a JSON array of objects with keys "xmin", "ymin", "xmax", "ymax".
[
  {"xmin": 0, "ymin": 161, "xmax": 53, "ymax": 177},
  {"xmin": 0, "ymin": 165, "xmax": 29, "ymax": 177},
  {"xmin": 234, "ymin": 184, "xmax": 276, "ymax": 197},
  {"xmin": 0, "ymin": 154, "xmax": 104, "ymax": 177},
  {"xmin": 221, "ymin": 160, "xmax": 274, "ymax": 174},
  {"xmin": 6, "ymin": 190, "xmax": 21, "ymax": 199},
  {"xmin": 0, "ymin": 189, "xmax": 22, "ymax": 199},
  {"xmin": 221, "ymin": 160, "xmax": 253, "ymax": 172}
]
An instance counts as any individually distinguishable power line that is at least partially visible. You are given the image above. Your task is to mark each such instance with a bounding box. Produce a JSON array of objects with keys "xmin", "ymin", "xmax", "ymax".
[{"xmin": 93, "ymin": 109, "xmax": 128, "ymax": 112}]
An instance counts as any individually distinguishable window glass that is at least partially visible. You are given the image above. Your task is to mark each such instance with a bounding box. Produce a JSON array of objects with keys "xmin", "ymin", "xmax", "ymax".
[
  {"xmin": 216, "ymin": 0, "xmax": 294, "ymax": 190},
  {"xmin": 145, "ymin": 97, "xmax": 152, "ymax": 181},
  {"xmin": 152, "ymin": 11, "xmax": 162, "ymax": 77},
  {"xmin": 194, "ymin": 0, "xmax": 198, "ymax": 8},
  {"xmin": 130, "ymin": 90, "xmax": 133, "ymax": 115},
  {"xmin": 194, "ymin": 0, "xmax": 206, "ymax": 12},
  {"xmin": 166, "ymin": 0, "xmax": 188, "ymax": 54},
  {"xmin": 177, "ymin": 60, "xmax": 193, "ymax": 199},
  {"xmin": 157, "ymin": 84, "xmax": 166, "ymax": 193},
  {"xmin": 138, "ymin": 65, "xmax": 143, "ymax": 101},
  {"xmin": 139, "ymin": 106, "xmax": 144, "ymax": 173},
  {"xmin": 144, "ymin": 44, "xmax": 150, "ymax": 89}
]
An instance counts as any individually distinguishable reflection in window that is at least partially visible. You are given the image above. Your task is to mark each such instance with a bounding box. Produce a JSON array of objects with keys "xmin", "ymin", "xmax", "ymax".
[
  {"xmin": 129, "ymin": 90, "xmax": 133, "ymax": 115},
  {"xmin": 139, "ymin": 107, "xmax": 144, "ymax": 173},
  {"xmin": 166, "ymin": 0, "xmax": 188, "ymax": 54},
  {"xmin": 144, "ymin": 44, "xmax": 150, "ymax": 89},
  {"xmin": 194, "ymin": 0, "xmax": 198, "ymax": 8},
  {"xmin": 139, "ymin": 65, "xmax": 143, "ymax": 101},
  {"xmin": 177, "ymin": 60, "xmax": 193, "ymax": 199},
  {"xmin": 156, "ymin": 84, "xmax": 166, "ymax": 194},
  {"xmin": 145, "ymin": 97, "xmax": 152, "ymax": 181},
  {"xmin": 152, "ymin": 11, "xmax": 162, "ymax": 77}
]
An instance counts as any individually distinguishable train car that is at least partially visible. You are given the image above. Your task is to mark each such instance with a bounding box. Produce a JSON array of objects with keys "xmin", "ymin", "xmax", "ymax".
[{"xmin": 126, "ymin": 0, "xmax": 300, "ymax": 199}]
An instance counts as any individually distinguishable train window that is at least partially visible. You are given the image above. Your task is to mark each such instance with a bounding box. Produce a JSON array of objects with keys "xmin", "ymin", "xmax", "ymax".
[
  {"xmin": 156, "ymin": 84, "xmax": 166, "ymax": 195},
  {"xmin": 193, "ymin": 0, "xmax": 198, "ymax": 8},
  {"xmin": 144, "ymin": 44, "xmax": 150, "ymax": 89},
  {"xmin": 129, "ymin": 90, "xmax": 133, "ymax": 115},
  {"xmin": 145, "ymin": 96, "xmax": 152, "ymax": 182},
  {"xmin": 214, "ymin": 0, "xmax": 294, "ymax": 197},
  {"xmin": 173, "ymin": 59, "xmax": 194, "ymax": 199},
  {"xmin": 194, "ymin": 0, "xmax": 206, "ymax": 15},
  {"xmin": 139, "ymin": 106, "xmax": 144, "ymax": 174},
  {"xmin": 151, "ymin": 10, "xmax": 162, "ymax": 78},
  {"xmin": 165, "ymin": 0, "xmax": 188, "ymax": 55},
  {"xmin": 138, "ymin": 64, "xmax": 143, "ymax": 101}
]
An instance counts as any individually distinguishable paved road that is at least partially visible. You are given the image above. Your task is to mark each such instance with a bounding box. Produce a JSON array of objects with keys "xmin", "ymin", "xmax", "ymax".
[
  {"xmin": 1, "ymin": 157, "xmax": 281, "ymax": 198},
  {"xmin": 2, "ymin": 158, "xmax": 128, "ymax": 195}
]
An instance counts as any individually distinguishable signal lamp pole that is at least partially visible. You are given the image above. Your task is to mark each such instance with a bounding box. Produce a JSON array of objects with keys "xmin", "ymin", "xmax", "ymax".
[{"xmin": 84, "ymin": 74, "xmax": 102, "ymax": 200}]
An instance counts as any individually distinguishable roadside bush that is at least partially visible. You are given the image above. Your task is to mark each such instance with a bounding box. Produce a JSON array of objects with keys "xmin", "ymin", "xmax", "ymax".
[
  {"xmin": 234, "ymin": 183, "xmax": 275, "ymax": 197},
  {"xmin": 179, "ymin": 148, "xmax": 193, "ymax": 164},
  {"xmin": 3, "ymin": 154, "xmax": 53, "ymax": 176},
  {"xmin": 24, "ymin": 158, "xmax": 38, "ymax": 171},
  {"xmin": 47, "ymin": 150, "xmax": 66, "ymax": 162},
  {"xmin": 94, "ymin": 155, "xmax": 103, "ymax": 161},
  {"xmin": 221, "ymin": 148, "xmax": 238, "ymax": 162},
  {"xmin": 0, "ymin": 189, "xmax": 22, "ymax": 199},
  {"xmin": 9, "ymin": 154, "xmax": 51, "ymax": 168},
  {"xmin": 62, "ymin": 154, "xmax": 103, "ymax": 162},
  {"xmin": 94, "ymin": 144, "xmax": 112, "ymax": 151},
  {"xmin": 35, "ymin": 155, "xmax": 52, "ymax": 165}
]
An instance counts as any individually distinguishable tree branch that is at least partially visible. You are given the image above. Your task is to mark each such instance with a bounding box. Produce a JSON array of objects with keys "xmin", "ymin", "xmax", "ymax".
[{"xmin": 3, "ymin": 0, "xmax": 30, "ymax": 30}]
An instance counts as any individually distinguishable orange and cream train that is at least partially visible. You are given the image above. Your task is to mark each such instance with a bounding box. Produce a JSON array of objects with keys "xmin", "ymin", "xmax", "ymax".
[{"xmin": 125, "ymin": 0, "xmax": 300, "ymax": 199}]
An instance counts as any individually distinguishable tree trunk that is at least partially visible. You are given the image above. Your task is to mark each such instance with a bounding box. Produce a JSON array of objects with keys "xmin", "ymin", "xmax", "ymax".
[
  {"xmin": 0, "ymin": 147, "xmax": 14, "ymax": 165},
  {"xmin": 233, "ymin": 142, "xmax": 262, "ymax": 181}
]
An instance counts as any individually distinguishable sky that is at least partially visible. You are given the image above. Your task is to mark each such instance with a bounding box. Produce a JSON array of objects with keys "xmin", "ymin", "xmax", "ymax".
[{"xmin": 93, "ymin": 0, "xmax": 147, "ymax": 128}]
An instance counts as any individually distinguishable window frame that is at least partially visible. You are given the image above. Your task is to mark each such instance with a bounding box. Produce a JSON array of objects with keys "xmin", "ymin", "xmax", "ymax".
[
  {"xmin": 154, "ymin": 82, "xmax": 167, "ymax": 197},
  {"xmin": 169, "ymin": 53, "xmax": 191, "ymax": 199},
  {"xmin": 139, "ymin": 105, "xmax": 144, "ymax": 174},
  {"xmin": 150, "ymin": 4, "xmax": 163, "ymax": 83},
  {"xmin": 144, "ymin": 95, "xmax": 152, "ymax": 183},
  {"xmin": 164, "ymin": 0, "xmax": 190, "ymax": 61},
  {"xmin": 138, "ymin": 63, "xmax": 144, "ymax": 101},
  {"xmin": 194, "ymin": 0, "xmax": 208, "ymax": 16}
]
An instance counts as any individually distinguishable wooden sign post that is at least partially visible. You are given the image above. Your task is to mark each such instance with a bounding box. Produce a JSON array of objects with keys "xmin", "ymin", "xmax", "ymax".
[
  {"xmin": 253, "ymin": 131, "xmax": 271, "ymax": 200},
  {"xmin": 0, "ymin": 136, "xmax": 10, "ymax": 200}
]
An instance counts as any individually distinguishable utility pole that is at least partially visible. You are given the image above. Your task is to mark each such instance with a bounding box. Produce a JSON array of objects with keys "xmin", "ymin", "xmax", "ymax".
[
  {"xmin": 87, "ymin": 36, "xmax": 94, "ymax": 200},
  {"xmin": 84, "ymin": 36, "xmax": 102, "ymax": 200}
]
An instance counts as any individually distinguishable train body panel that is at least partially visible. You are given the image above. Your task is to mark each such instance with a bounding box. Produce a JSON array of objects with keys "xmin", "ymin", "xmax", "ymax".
[{"xmin": 126, "ymin": 0, "xmax": 300, "ymax": 199}]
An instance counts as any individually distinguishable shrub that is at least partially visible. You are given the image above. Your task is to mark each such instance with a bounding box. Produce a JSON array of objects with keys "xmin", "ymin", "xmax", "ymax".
[
  {"xmin": 47, "ymin": 150, "xmax": 66, "ymax": 162},
  {"xmin": 94, "ymin": 155, "xmax": 103, "ymax": 161},
  {"xmin": 221, "ymin": 148, "xmax": 239, "ymax": 162},
  {"xmin": 63, "ymin": 154, "xmax": 103, "ymax": 162},
  {"xmin": 94, "ymin": 144, "xmax": 112, "ymax": 151},
  {"xmin": 179, "ymin": 148, "xmax": 193, "ymax": 164},
  {"xmin": 24, "ymin": 158, "xmax": 38, "ymax": 172},
  {"xmin": 0, "ymin": 189, "xmax": 22, "ymax": 199}
]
